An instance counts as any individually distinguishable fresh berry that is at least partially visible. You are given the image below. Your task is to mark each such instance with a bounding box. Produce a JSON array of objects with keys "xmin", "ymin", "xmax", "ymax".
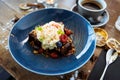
[
  {"xmin": 60, "ymin": 34, "xmax": 68, "ymax": 43},
  {"xmin": 50, "ymin": 52, "xmax": 58, "ymax": 58},
  {"xmin": 38, "ymin": 48, "xmax": 44, "ymax": 54},
  {"xmin": 56, "ymin": 41, "xmax": 62, "ymax": 48},
  {"xmin": 64, "ymin": 29, "xmax": 73, "ymax": 36}
]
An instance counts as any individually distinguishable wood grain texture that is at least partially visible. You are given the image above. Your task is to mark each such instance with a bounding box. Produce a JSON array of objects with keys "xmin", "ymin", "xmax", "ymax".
[{"xmin": 0, "ymin": 0, "xmax": 120, "ymax": 80}]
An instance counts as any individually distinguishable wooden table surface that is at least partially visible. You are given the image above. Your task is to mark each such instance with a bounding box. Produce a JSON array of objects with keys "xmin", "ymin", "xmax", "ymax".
[{"xmin": 0, "ymin": 0, "xmax": 120, "ymax": 80}]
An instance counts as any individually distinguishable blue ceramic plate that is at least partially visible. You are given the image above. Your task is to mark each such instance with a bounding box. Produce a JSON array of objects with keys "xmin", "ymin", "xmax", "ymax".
[{"xmin": 8, "ymin": 8, "xmax": 96, "ymax": 75}]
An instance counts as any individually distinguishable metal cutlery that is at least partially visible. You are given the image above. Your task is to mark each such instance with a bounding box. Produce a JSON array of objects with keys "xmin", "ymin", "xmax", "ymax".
[{"xmin": 100, "ymin": 49, "xmax": 118, "ymax": 80}]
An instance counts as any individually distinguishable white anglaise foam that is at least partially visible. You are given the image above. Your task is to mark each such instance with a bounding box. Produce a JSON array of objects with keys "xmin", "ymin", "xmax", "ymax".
[{"xmin": 35, "ymin": 21, "xmax": 64, "ymax": 50}]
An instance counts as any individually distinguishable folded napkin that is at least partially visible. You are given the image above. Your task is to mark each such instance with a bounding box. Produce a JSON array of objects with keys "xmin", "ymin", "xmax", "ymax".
[{"xmin": 88, "ymin": 49, "xmax": 120, "ymax": 80}]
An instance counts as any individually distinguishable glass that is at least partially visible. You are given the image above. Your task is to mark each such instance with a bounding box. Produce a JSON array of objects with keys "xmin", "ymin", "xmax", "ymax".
[
  {"xmin": 45, "ymin": 0, "xmax": 58, "ymax": 8},
  {"xmin": 0, "ymin": 24, "xmax": 9, "ymax": 49},
  {"xmin": 0, "ymin": 17, "xmax": 16, "ymax": 50},
  {"xmin": 115, "ymin": 16, "xmax": 120, "ymax": 31},
  {"xmin": 37, "ymin": 0, "xmax": 58, "ymax": 8},
  {"xmin": 37, "ymin": 0, "xmax": 46, "ymax": 3}
]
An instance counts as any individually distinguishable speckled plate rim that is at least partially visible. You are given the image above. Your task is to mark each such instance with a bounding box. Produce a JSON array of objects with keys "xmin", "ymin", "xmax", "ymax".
[{"xmin": 71, "ymin": 4, "xmax": 110, "ymax": 27}]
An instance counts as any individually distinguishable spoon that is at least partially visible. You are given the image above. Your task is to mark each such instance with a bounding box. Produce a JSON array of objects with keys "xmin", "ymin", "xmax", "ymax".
[{"xmin": 100, "ymin": 49, "xmax": 118, "ymax": 80}]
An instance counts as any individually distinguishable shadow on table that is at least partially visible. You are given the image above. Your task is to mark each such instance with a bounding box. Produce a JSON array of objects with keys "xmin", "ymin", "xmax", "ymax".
[
  {"xmin": 88, "ymin": 49, "xmax": 120, "ymax": 80},
  {"xmin": 0, "ymin": 66, "xmax": 15, "ymax": 80}
]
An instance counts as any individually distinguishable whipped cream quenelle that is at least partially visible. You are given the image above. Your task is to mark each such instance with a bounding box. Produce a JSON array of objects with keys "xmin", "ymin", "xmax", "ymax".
[
  {"xmin": 35, "ymin": 21, "xmax": 64, "ymax": 50},
  {"xmin": 29, "ymin": 21, "xmax": 75, "ymax": 58}
]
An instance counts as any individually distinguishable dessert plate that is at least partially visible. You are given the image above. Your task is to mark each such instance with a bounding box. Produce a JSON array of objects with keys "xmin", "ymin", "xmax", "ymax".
[{"xmin": 8, "ymin": 8, "xmax": 96, "ymax": 75}]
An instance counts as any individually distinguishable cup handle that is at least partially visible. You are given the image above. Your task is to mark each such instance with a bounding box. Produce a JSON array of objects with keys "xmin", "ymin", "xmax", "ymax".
[{"xmin": 76, "ymin": 25, "xmax": 96, "ymax": 59}]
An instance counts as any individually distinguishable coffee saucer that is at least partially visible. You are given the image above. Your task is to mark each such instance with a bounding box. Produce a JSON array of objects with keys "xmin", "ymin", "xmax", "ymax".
[{"xmin": 71, "ymin": 4, "xmax": 109, "ymax": 27}]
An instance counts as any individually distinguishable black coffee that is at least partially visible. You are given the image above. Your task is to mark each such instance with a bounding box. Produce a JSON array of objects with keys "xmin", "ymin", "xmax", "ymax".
[{"xmin": 82, "ymin": 2, "xmax": 101, "ymax": 10}]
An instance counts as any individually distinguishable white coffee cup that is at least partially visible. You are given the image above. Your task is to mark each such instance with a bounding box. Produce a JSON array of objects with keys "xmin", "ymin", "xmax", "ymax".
[{"xmin": 78, "ymin": 0, "xmax": 107, "ymax": 22}]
